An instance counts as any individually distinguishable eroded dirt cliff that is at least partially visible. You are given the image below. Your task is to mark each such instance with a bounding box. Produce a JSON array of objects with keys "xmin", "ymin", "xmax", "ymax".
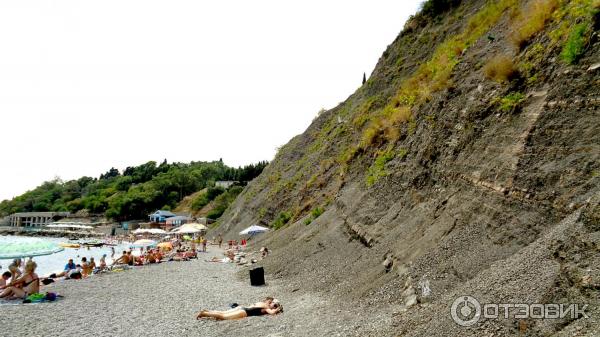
[{"xmin": 216, "ymin": 1, "xmax": 600, "ymax": 335}]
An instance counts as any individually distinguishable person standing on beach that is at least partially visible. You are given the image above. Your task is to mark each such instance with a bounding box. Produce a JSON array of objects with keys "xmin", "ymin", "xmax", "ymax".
[
  {"xmin": 202, "ymin": 237, "xmax": 207, "ymax": 252},
  {"xmin": 218, "ymin": 234, "xmax": 223, "ymax": 248},
  {"xmin": 111, "ymin": 246, "xmax": 115, "ymax": 258}
]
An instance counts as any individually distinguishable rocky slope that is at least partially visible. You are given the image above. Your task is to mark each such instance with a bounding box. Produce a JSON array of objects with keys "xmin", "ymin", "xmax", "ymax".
[{"xmin": 214, "ymin": 0, "xmax": 600, "ymax": 335}]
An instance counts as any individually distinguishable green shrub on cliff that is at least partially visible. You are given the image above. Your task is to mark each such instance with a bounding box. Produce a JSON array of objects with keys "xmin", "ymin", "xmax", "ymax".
[
  {"xmin": 271, "ymin": 211, "xmax": 292, "ymax": 230},
  {"xmin": 561, "ymin": 23, "xmax": 590, "ymax": 64}
]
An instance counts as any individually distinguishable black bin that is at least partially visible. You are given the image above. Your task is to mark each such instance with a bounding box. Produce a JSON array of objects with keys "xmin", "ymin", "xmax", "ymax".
[{"xmin": 249, "ymin": 267, "xmax": 265, "ymax": 286}]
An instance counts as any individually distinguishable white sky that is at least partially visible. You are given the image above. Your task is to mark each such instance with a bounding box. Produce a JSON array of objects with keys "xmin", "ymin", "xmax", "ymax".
[{"xmin": 0, "ymin": 0, "xmax": 422, "ymax": 201}]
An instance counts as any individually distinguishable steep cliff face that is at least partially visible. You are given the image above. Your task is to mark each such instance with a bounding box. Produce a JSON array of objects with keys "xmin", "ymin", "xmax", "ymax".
[{"xmin": 217, "ymin": 0, "xmax": 600, "ymax": 335}]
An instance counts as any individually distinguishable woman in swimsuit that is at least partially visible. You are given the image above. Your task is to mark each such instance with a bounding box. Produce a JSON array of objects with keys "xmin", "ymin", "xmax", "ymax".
[
  {"xmin": 196, "ymin": 297, "xmax": 282, "ymax": 320},
  {"xmin": 0, "ymin": 260, "xmax": 40, "ymax": 299}
]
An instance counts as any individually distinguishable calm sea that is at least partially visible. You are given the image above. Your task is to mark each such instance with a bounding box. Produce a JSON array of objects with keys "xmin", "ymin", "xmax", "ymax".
[{"xmin": 0, "ymin": 235, "xmax": 131, "ymax": 276}]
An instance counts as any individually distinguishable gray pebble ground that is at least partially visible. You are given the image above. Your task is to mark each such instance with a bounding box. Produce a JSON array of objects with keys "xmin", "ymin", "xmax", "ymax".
[{"xmin": 0, "ymin": 247, "xmax": 393, "ymax": 337}]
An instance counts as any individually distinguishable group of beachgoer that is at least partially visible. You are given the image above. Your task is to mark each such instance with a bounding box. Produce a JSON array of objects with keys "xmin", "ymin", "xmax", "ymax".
[
  {"xmin": 0, "ymin": 259, "xmax": 40, "ymax": 300},
  {"xmin": 48, "ymin": 254, "xmax": 109, "ymax": 280},
  {"xmin": 0, "ymin": 235, "xmax": 284, "ymax": 318},
  {"xmin": 205, "ymin": 243, "xmax": 270, "ymax": 266}
]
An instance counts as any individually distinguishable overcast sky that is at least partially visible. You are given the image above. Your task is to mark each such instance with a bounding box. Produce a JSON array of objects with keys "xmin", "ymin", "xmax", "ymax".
[{"xmin": 0, "ymin": 0, "xmax": 422, "ymax": 201}]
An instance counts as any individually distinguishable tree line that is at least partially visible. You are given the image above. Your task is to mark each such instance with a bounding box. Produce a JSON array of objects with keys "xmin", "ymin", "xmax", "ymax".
[{"xmin": 0, "ymin": 159, "xmax": 268, "ymax": 221}]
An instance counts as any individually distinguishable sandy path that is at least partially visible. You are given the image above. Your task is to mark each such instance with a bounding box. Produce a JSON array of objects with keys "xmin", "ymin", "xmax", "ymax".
[{"xmin": 0, "ymin": 248, "xmax": 391, "ymax": 337}]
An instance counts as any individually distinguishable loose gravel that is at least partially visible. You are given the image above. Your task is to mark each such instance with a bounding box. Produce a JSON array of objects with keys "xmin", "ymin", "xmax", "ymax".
[{"xmin": 0, "ymin": 248, "xmax": 394, "ymax": 337}]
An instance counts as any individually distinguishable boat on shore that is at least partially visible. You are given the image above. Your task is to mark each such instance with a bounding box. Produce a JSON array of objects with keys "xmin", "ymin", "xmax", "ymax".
[
  {"xmin": 59, "ymin": 242, "xmax": 81, "ymax": 248},
  {"xmin": 81, "ymin": 241, "xmax": 104, "ymax": 247}
]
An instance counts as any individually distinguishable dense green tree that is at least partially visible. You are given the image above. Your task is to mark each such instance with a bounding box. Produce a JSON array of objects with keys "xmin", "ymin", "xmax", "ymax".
[{"xmin": 0, "ymin": 159, "xmax": 267, "ymax": 220}]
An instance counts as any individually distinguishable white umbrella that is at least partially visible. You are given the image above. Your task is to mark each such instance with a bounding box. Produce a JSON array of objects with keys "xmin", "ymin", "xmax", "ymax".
[
  {"xmin": 149, "ymin": 228, "xmax": 167, "ymax": 234},
  {"xmin": 130, "ymin": 239, "xmax": 157, "ymax": 248},
  {"xmin": 239, "ymin": 225, "xmax": 270, "ymax": 235},
  {"xmin": 172, "ymin": 227, "xmax": 202, "ymax": 234},
  {"xmin": 186, "ymin": 223, "xmax": 207, "ymax": 230},
  {"xmin": 171, "ymin": 223, "xmax": 207, "ymax": 234}
]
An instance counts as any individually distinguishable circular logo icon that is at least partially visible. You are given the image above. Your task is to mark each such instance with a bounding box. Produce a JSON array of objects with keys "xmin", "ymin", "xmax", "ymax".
[{"xmin": 451, "ymin": 295, "xmax": 481, "ymax": 327}]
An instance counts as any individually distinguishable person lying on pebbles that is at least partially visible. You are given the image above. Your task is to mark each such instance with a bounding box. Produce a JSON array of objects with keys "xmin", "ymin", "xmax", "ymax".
[{"xmin": 196, "ymin": 297, "xmax": 283, "ymax": 320}]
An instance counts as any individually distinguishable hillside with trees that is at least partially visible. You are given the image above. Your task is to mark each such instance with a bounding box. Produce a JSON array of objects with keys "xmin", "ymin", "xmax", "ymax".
[{"xmin": 0, "ymin": 159, "xmax": 267, "ymax": 221}]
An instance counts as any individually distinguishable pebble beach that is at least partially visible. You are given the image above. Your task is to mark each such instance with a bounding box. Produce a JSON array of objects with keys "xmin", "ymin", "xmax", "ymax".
[{"xmin": 0, "ymin": 247, "xmax": 393, "ymax": 337}]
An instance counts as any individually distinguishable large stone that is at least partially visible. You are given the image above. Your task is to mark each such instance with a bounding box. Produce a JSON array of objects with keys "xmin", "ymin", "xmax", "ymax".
[{"xmin": 588, "ymin": 63, "xmax": 600, "ymax": 72}]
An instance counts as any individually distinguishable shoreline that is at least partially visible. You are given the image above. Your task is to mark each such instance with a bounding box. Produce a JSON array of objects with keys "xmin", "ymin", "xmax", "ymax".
[{"xmin": 0, "ymin": 226, "xmax": 104, "ymax": 239}]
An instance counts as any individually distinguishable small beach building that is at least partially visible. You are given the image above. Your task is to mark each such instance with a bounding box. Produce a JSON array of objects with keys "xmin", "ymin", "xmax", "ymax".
[
  {"xmin": 148, "ymin": 210, "xmax": 176, "ymax": 223},
  {"xmin": 165, "ymin": 215, "xmax": 192, "ymax": 227},
  {"xmin": 7, "ymin": 212, "xmax": 70, "ymax": 227}
]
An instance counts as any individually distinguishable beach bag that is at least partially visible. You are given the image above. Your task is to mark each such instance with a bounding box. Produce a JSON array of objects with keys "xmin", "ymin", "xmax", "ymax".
[{"xmin": 249, "ymin": 267, "xmax": 265, "ymax": 286}]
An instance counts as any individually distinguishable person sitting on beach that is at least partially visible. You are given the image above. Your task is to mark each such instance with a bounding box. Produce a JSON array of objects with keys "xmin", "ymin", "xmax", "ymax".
[
  {"xmin": 99, "ymin": 254, "xmax": 107, "ymax": 270},
  {"xmin": 66, "ymin": 265, "xmax": 83, "ymax": 280},
  {"xmin": 81, "ymin": 257, "xmax": 92, "ymax": 277},
  {"xmin": 130, "ymin": 252, "xmax": 144, "ymax": 266},
  {"xmin": 154, "ymin": 249, "xmax": 163, "ymax": 262},
  {"xmin": 8, "ymin": 259, "xmax": 22, "ymax": 283},
  {"xmin": 1, "ymin": 271, "xmax": 11, "ymax": 287},
  {"xmin": 0, "ymin": 261, "xmax": 40, "ymax": 300},
  {"xmin": 113, "ymin": 251, "xmax": 130, "ymax": 265},
  {"xmin": 196, "ymin": 297, "xmax": 283, "ymax": 320},
  {"xmin": 64, "ymin": 258, "xmax": 76, "ymax": 272},
  {"xmin": 260, "ymin": 247, "xmax": 269, "ymax": 259},
  {"xmin": 50, "ymin": 258, "xmax": 77, "ymax": 278},
  {"xmin": 89, "ymin": 257, "xmax": 97, "ymax": 272}
]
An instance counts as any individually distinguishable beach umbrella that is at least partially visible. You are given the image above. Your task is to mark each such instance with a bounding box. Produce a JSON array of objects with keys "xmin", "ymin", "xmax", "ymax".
[
  {"xmin": 172, "ymin": 227, "xmax": 201, "ymax": 234},
  {"xmin": 130, "ymin": 239, "xmax": 157, "ymax": 248},
  {"xmin": 186, "ymin": 223, "xmax": 207, "ymax": 230},
  {"xmin": 157, "ymin": 242, "xmax": 173, "ymax": 250},
  {"xmin": 239, "ymin": 225, "xmax": 270, "ymax": 236},
  {"xmin": 148, "ymin": 228, "xmax": 167, "ymax": 235},
  {"xmin": 0, "ymin": 239, "xmax": 64, "ymax": 259},
  {"xmin": 171, "ymin": 224, "xmax": 201, "ymax": 234},
  {"xmin": 171, "ymin": 223, "xmax": 207, "ymax": 234}
]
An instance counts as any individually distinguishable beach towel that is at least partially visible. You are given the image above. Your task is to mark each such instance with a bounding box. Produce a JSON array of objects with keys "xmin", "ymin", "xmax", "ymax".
[
  {"xmin": 23, "ymin": 292, "xmax": 62, "ymax": 304},
  {"xmin": 0, "ymin": 292, "xmax": 64, "ymax": 306}
]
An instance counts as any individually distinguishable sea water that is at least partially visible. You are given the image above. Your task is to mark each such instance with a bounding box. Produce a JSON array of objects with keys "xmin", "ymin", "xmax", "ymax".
[{"xmin": 0, "ymin": 235, "xmax": 131, "ymax": 276}]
